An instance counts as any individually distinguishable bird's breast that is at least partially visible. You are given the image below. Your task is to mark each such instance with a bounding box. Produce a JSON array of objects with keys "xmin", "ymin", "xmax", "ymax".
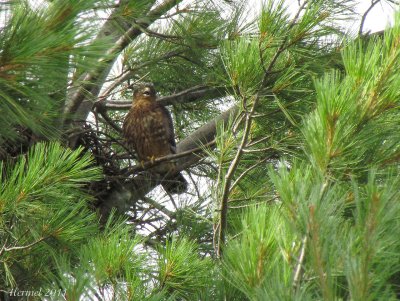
[{"xmin": 123, "ymin": 103, "xmax": 170, "ymax": 161}]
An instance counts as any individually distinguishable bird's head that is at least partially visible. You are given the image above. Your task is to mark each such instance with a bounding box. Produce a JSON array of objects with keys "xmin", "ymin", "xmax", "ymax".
[{"xmin": 133, "ymin": 83, "xmax": 156, "ymax": 101}]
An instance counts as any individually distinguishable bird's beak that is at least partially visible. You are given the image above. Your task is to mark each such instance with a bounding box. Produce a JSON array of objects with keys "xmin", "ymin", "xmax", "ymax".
[{"xmin": 143, "ymin": 87, "xmax": 151, "ymax": 96}]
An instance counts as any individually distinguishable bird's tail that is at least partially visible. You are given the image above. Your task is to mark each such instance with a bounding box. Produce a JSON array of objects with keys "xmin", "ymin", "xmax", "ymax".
[{"xmin": 162, "ymin": 172, "xmax": 188, "ymax": 194}]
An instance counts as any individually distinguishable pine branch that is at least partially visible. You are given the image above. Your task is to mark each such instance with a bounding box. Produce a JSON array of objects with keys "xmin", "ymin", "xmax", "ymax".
[
  {"xmin": 63, "ymin": 0, "xmax": 184, "ymax": 128},
  {"xmin": 215, "ymin": 2, "xmax": 309, "ymax": 258},
  {"xmin": 104, "ymin": 85, "xmax": 223, "ymax": 109},
  {"xmin": 216, "ymin": 97, "xmax": 257, "ymax": 258}
]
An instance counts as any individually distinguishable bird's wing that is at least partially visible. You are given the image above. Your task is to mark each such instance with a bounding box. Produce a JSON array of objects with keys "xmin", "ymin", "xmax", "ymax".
[
  {"xmin": 122, "ymin": 109, "xmax": 137, "ymax": 149},
  {"xmin": 157, "ymin": 104, "xmax": 177, "ymax": 152}
]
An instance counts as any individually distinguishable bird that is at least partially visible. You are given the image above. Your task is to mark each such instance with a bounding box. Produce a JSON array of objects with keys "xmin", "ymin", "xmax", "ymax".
[{"xmin": 122, "ymin": 83, "xmax": 188, "ymax": 194}]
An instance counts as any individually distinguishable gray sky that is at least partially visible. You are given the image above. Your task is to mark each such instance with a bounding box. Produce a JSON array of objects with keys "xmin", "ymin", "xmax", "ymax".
[
  {"xmin": 26, "ymin": 0, "xmax": 397, "ymax": 33},
  {"xmin": 356, "ymin": 0, "xmax": 396, "ymax": 32},
  {"xmin": 247, "ymin": 0, "xmax": 397, "ymax": 33}
]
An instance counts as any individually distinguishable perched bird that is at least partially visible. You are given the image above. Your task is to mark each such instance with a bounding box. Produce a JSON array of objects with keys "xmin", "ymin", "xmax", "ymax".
[{"xmin": 123, "ymin": 83, "xmax": 188, "ymax": 194}]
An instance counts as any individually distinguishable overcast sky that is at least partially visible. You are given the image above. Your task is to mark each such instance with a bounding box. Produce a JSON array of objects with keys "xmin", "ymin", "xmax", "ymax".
[
  {"xmin": 356, "ymin": 1, "xmax": 396, "ymax": 32},
  {"xmin": 247, "ymin": 0, "xmax": 397, "ymax": 33},
  {"xmin": 25, "ymin": 0, "xmax": 397, "ymax": 33}
]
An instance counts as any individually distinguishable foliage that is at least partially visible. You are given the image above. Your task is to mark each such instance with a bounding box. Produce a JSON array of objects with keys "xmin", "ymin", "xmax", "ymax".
[
  {"xmin": 0, "ymin": 142, "xmax": 101, "ymax": 289},
  {"xmin": 1, "ymin": 0, "xmax": 400, "ymax": 300}
]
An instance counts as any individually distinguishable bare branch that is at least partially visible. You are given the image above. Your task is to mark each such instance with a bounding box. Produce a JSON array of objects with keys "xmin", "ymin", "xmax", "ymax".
[
  {"xmin": 105, "ymin": 85, "xmax": 223, "ymax": 110},
  {"xmin": 2, "ymin": 236, "xmax": 48, "ymax": 253},
  {"xmin": 0, "ymin": 236, "xmax": 9, "ymax": 257},
  {"xmin": 142, "ymin": 196, "xmax": 175, "ymax": 218},
  {"xmin": 98, "ymin": 50, "xmax": 184, "ymax": 101},
  {"xmin": 159, "ymin": 86, "xmax": 224, "ymax": 106},
  {"xmin": 359, "ymin": 0, "xmax": 381, "ymax": 36},
  {"xmin": 293, "ymin": 235, "xmax": 308, "ymax": 292},
  {"xmin": 93, "ymin": 103, "xmax": 123, "ymax": 133},
  {"xmin": 123, "ymin": 139, "xmax": 216, "ymax": 174},
  {"xmin": 133, "ymin": 21, "xmax": 182, "ymax": 41}
]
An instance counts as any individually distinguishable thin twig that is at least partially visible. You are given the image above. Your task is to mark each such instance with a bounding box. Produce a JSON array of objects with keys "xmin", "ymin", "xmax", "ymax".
[
  {"xmin": 158, "ymin": 7, "xmax": 193, "ymax": 19},
  {"xmin": 247, "ymin": 135, "xmax": 272, "ymax": 147},
  {"xmin": 228, "ymin": 199, "xmax": 276, "ymax": 209},
  {"xmin": 133, "ymin": 21, "xmax": 182, "ymax": 40},
  {"xmin": 124, "ymin": 139, "xmax": 216, "ymax": 174},
  {"xmin": 104, "ymin": 85, "xmax": 220, "ymax": 109},
  {"xmin": 3, "ymin": 236, "xmax": 48, "ymax": 252},
  {"xmin": 242, "ymin": 146, "xmax": 275, "ymax": 154},
  {"xmin": 359, "ymin": 0, "xmax": 381, "ymax": 36},
  {"xmin": 293, "ymin": 235, "xmax": 308, "ymax": 291},
  {"xmin": 228, "ymin": 195, "xmax": 278, "ymax": 203},
  {"xmin": 95, "ymin": 107, "xmax": 123, "ymax": 133},
  {"xmin": 143, "ymin": 196, "xmax": 175, "ymax": 218},
  {"xmin": 98, "ymin": 50, "xmax": 183, "ymax": 101},
  {"xmin": 187, "ymin": 171, "xmax": 201, "ymax": 201},
  {"xmin": 63, "ymin": 0, "xmax": 184, "ymax": 126},
  {"xmin": 68, "ymin": 126, "xmax": 133, "ymax": 156},
  {"xmin": 165, "ymin": 188, "xmax": 179, "ymax": 210},
  {"xmin": 0, "ymin": 236, "xmax": 9, "ymax": 257},
  {"xmin": 230, "ymin": 157, "xmax": 269, "ymax": 191}
]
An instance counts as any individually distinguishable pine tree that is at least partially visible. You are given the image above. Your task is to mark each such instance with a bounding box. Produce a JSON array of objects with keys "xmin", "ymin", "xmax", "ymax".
[{"xmin": 1, "ymin": 0, "xmax": 400, "ymax": 300}]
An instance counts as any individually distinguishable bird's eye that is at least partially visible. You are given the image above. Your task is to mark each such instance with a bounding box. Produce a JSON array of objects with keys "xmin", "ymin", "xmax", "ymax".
[{"xmin": 143, "ymin": 91, "xmax": 151, "ymax": 96}]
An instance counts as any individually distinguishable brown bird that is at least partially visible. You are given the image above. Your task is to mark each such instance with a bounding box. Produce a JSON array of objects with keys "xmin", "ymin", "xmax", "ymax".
[{"xmin": 123, "ymin": 83, "xmax": 188, "ymax": 194}]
